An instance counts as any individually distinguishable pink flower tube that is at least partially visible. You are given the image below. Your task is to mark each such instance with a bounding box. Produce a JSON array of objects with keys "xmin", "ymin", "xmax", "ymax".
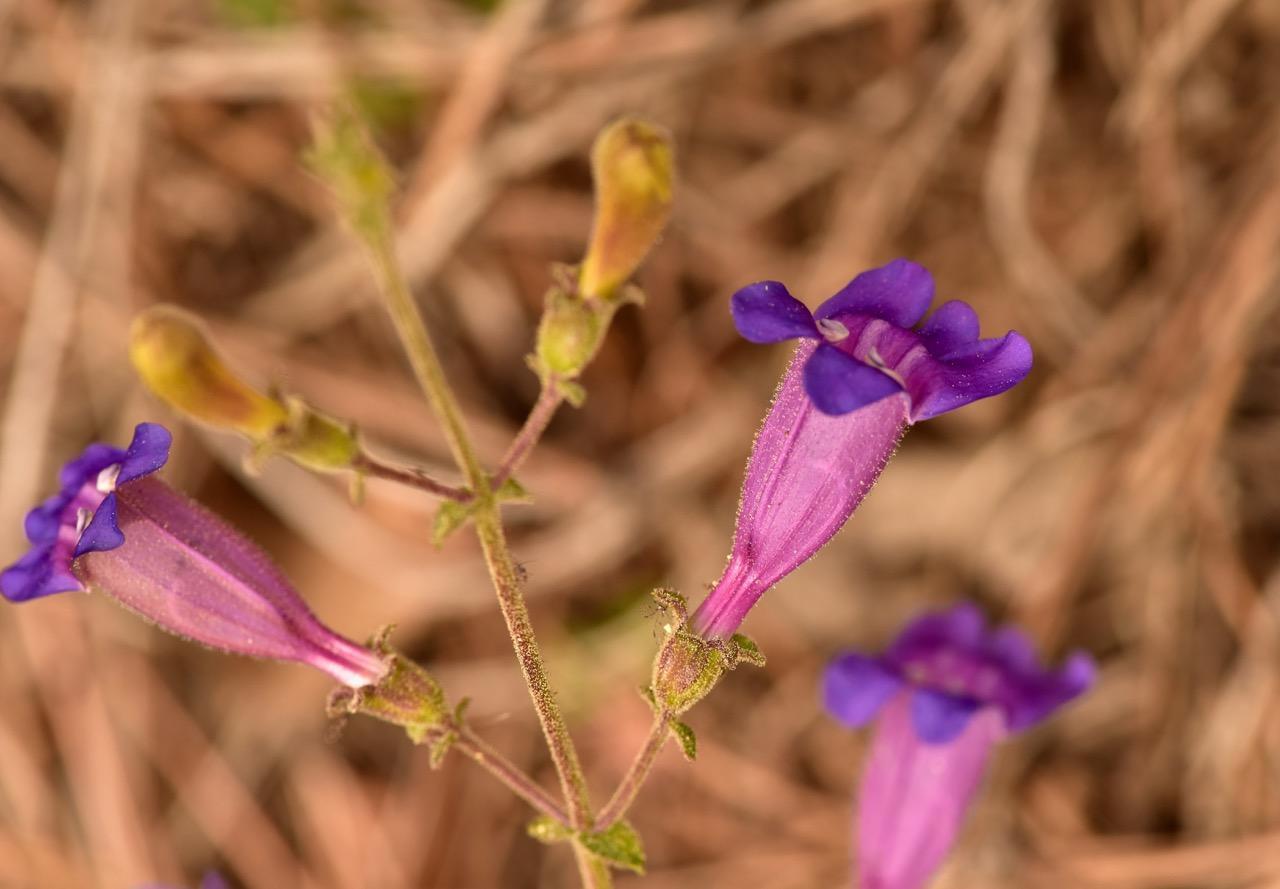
[{"xmin": 690, "ymin": 340, "xmax": 908, "ymax": 639}]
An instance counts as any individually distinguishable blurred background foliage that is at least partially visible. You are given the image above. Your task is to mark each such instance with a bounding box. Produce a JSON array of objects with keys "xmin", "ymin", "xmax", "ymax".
[{"xmin": 1, "ymin": 0, "xmax": 1280, "ymax": 887}]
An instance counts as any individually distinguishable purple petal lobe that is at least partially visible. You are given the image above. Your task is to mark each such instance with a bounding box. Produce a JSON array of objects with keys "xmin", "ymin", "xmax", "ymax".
[
  {"xmin": 689, "ymin": 341, "xmax": 909, "ymax": 639},
  {"xmin": 910, "ymin": 688, "xmax": 983, "ymax": 744},
  {"xmin": 117, "ymin": 422, "xmax": 173, "ymax": 485},
  {"xmin": 908, "ymin": 329, "xmax": 1033, "ymax": 422},
  {"xmin": 987, "ymin": 626, "xmax": 1038, "ymax": 673},
  {"xmin": 1, "ymin": 544, "xmax": 83, "ymax": 601},
  {"xmin": 1005, "ymin": 650, "xmax": 1097, "ymax": 732},
  {"xmin": 24, "ymin": 500, "xmax": 67, "ymax": 545},
  {"xmin": 815, "ymin": 259, "xmax": 934, "ymax": 328},
  {"xmin": 823, "ymin": 653, "xmax": 902, "ymax": 728},
  {"xmin": 857, "ymin": 695, "xmax": 1005, "ymax": 889},
  {"xmin": 918, "ymin": 300, "xmax": 980, "ymax": 358},
  {"xmin": 58, "ymin": 443, "xmax": 125, "ymax": 489},
  {"xmin": 731, "ymin": 281, "xmax": 819, "ymax": 343},
  {"xmin": 74, "ymin": 493, "xmax": 125, "ymax": 556},
  {"xmin": 803, "ymin": 343, "xmax": 903, "ymax": 415},
  {"xmin": 887, "ymin": 603, "xmax": 986, "ymax": 667}
]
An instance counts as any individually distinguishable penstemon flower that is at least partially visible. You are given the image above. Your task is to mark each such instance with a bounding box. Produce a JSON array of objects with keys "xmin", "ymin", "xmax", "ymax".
[
  {"xmin": 0, "ymin": 422, "xmax": 387, "ymax": 689},
  {"xmin": 689, "ymin": 260, "xmax": 1032, "ymax": 640},
  {"xmin": 823, "ymin": 603, "xmax": 1095, "ymax": 889}
]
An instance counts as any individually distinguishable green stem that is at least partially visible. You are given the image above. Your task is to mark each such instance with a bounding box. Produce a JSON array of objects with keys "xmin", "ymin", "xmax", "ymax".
[
  {"xmin": 368, "ymin": 237, "xmax": 487, "ymax": 488},
  {"xmin": 364, "ymin": 221, "xmax": 596, "ymax": 850},
  {"xmin": 472, "ymin": 502, "xmax": 594, "ymax": 828},
  {"xmin": 573, "ymin": 842, "xmax": 614, "ymax": 889},
  {"xmin": 491, "ymin": 383, "xmax": 564, "ymax": 491},
  {"xmin": 452, "ymin": 723, "xmax": 567, "ymax": 824},
  {"xmin": 595, "ymin": 712, "xmax": 671, "ymax": 829},
  {"xmin": 351, "ymin": 450, "xmax": 471, "ymax": 501}
]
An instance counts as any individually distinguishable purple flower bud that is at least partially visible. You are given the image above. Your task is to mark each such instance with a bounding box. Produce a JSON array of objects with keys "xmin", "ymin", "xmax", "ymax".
[
  {"xmin": 823, "ymin": 604, "xmax": 1095, "ymax": 889},
  {"xmin": 688, "ymin": 262, "xmax": 1034, "ymax": 641},
  {"xmin": 1, "ymin": 423, "xmax": 386, "ymax": 689},
  {"xmin": 730, "ymin": 259, "xmax": 1032, "ymax": 421}
]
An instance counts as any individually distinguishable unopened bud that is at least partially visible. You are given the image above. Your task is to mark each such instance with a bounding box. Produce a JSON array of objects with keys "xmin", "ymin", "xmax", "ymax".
[
  {"xmin": 305, "ymin": 104, "xmax": 395, "ymax": 243},
  {"xmin": 130, "ymin": 306, "xmax": 287, "ymax": 439},
  {"xmin": 578, "ymin": 118, "xmax": 674, "ymax": 300}
]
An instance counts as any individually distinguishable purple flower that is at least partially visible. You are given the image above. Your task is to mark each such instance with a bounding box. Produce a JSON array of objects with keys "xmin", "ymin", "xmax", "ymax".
[
  {"xmin": 1, "ymin": 423, "xmax": 387, "ymax": 689},
  {"xmin": 823, "ymin": 604, "xmax": 1095, "ymax": 889},
  {"xmin": 688, "ymin": 262, "xmax": 1031, "ymax": 640},
  {"xmin": 730, "ymin": 259, "xmax": 1032, "ymax": 421}
]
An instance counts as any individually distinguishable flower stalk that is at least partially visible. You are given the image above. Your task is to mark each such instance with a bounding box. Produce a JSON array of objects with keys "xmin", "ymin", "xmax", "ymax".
[
  {"xmin": 595, "ymin": 711, "xmax": 672, "ymax": 830},
  {"xmin": 309, "ymin": 105, "xmax": 602, "ymax": 880},
  {"xmin": 490, "ymin": 382, "xmax": 563, "ymax": 491},
  {"xmin": 349, "ymin": 451, "xmax": 471, "ymax": 502}
]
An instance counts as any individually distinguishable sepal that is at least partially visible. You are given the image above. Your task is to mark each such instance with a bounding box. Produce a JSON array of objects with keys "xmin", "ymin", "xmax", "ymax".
[
  {"xmin": 533, "ymin": 286, "xmax": 613, "ymax": 380},
  {"xmin": 326, "ymin": 628, "xmax": 448, "ymax": 743},
  {"xmin": 729, "ymin": 632, "xmax": 766, "ymax": 667},
  {"xmin": 670, "ymin": 720, "xmax": 697, "ymax": 761},
  {"xmin": 649, "ymin": 629, "xmax": 724, "ymax": 716}
]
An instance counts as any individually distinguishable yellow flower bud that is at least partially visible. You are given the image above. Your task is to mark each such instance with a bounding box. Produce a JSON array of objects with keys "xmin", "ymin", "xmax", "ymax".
[
  {"xmin": 130, "ymin": 306, "xmax": 288, "ymax": 438},
  {"xmin": 578, "ymin": 118, "xmax": 675, "ymax": 300}
]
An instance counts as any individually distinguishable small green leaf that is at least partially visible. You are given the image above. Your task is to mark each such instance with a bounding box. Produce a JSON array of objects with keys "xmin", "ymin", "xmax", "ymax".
[
  {"xmin": 432, "ymin": 500, "xmax": 473, "ymax": 547},
  {"xmin": 527, "ymin": 815, "xmax": 571, "ymax": 845},
  {"xmin": 580, "ymin": 821, "xmax": 646, "ymax": 874},
  {"xmin": 670, "ymin": 721, "xmax": 697, "ymax": 761},
  {"xmin": 427, "ymin": 729, "xmax": 456, "ymax": 767},
  {"xmin": 730, "ymin": 633, "xmax": 766, "ymax": 667},
  {"xmin": 559, "ymin": 380, "xmax": 587, "ymax": 408},
  {"xmin": 494, "ymin": 477, "xmax": 532, "ymax": 503}
]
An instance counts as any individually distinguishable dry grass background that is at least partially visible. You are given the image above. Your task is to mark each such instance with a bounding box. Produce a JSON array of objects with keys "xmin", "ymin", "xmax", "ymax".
[{"xmin": 1, "ymin": 0, "xmax": 1279, "ymax": 886}]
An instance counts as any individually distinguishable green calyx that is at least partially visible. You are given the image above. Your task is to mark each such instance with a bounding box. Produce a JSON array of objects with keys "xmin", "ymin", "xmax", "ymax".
[
  {"xmin": 327, "ymin": 629, "xmax": 449, "ymax": 745},
  {"xmin": 646, "ymin": 588, "xmax": 766, "ymax": 716},
  {"xmin": 246, "ymin": 396, "xmax": 361, "ymax": 475}
]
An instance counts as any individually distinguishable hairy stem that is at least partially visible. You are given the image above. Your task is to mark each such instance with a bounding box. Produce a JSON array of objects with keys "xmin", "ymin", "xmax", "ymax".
[
  {"xmin": 365, "ymin": 223, "xmax": 597, "ymax": 866},
  {"xmin": 595, "ymin": 712, "xmax": 671, "ymax": 829},
  {"xmin": 451, "ymin": 723, "xmax": 567, "ymax": 824},
  {"xmin": 573, "ymin": 843, "xmax": 615, "ymax": 889},
  {"xmin": 368, "ymin": 238, "xmax": 488, "ymax": 488},
  {"xmin": 472, "ymin": 502, "xmax": 594, "ymax": 828},
  {"xmin": 491, "ymin": 383, "xmax": 564, "ymax": 490},
  {"xmin": 351, "ymin": 451, "xmax": 471, "ymax": 501}
]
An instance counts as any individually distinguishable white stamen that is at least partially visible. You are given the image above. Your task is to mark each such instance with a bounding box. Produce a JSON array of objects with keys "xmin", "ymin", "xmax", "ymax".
[
  {"xmin": 866, "ymin": 346, "xmax": 907, "ymax": 387},
  {"xmin": 74, "ymin": 507, "xmax": 92, "ymax": 536},
  {"xmin": 96, "ymin": 464, "xmax": 121, "ymax": 494},
  {"xmin": 816, "ymin": 317, "xmax": 850, "ymax": 343}
]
